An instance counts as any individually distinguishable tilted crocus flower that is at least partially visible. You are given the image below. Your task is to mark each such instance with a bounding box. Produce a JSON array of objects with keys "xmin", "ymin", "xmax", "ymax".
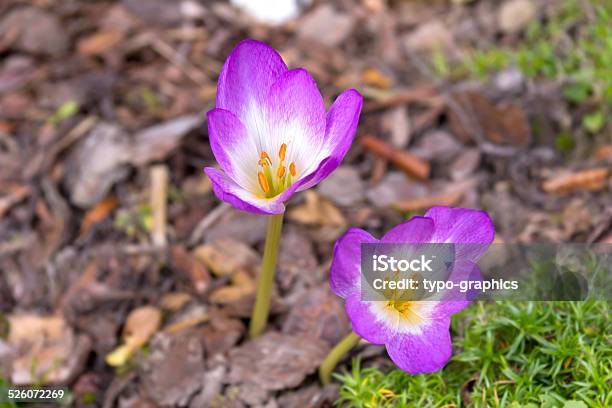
[
  {"xmin": 319, "ymin": 206, "xmax": 494, "ymax": 383},
  {"xmin": 204, "ymin": 39, "xmax": 362, "ymax": 215},
  {"xmin": 204, "ymin": 39, "xmax": 362, "ymax": 337}
]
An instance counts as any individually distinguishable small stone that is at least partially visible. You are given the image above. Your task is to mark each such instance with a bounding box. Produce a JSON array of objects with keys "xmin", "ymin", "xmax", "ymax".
[
  {"xmin": 228, "ymin": 332, "xmax": 328, "ymax": 391},
  {"xmin": 498, "ymin": 0, "xmax": 537, "ymax": 34},
  {"xmin": 122, "ymin": 0, "xmax": 183, "ymax": 26},
  {"xmin": 64, "ymin": 123, "xmax": 131, "ymax": 208},
  {"xmin": 449, "ymin": 148, "xmax": 481, "ymax": 180},
  {"xmin": 189, "ymin": 364, "xmax": 226, "ymax": 408},
  {"xmin": 202, "ymin": 210, "xmax": 267, "ymax": 245},
  {"xmin": 138, "ymin": 331, "xmax": 205, "ymax": 407},
  {"xmin": 0, "ymin": 7, "xmax": 69, "ymax": 56},
  {"xmin": 365, "ymin": 172, "xmax": 428, "ymax": 208},
  {"xmin": 277, "ymin": 227, "xmax": 318, "ymax": 291},
  {"xmin": 318, "ymin": 166, "xmax": 365, "ymax": 206},
  {"xmin": 381, "ymin": 106, "xmax": 411, "ymax": 148},
  {"xmin": 493, "ymin": 67, "xmax": 525, "ymax": 94},
  {"xmin": 298, "ymin": 5, "xmax": 355, "ymax": 47},
  {"xmin": 282, "ymin": 286, "xmax": 350, "ymax": 347},
  {"xmin": 200, "ymin": 313, "xmax": 244, "ymax": 356},
  {"xmin": 413, "ymin": 129, "xmax": 462, "ymax": 162},
  {"xmin": 402, "ymin": 20, "xmax": 453, "ymax": 52}
]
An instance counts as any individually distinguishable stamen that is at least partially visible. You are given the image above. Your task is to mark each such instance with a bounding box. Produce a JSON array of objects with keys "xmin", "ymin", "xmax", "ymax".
[
  {"xmin": 258, "ymin": 171, "xmax": 270, "ymax": 193},
  {"xmin": 279, "ymin": 143, "xmax": 287, "ymax": 161},
  {"xmin": 277, "ymin": 165, "xmax": 286, "ymax": 178},
  {"xmin": 289, "ymin": 162, "xmax": 296, "ymax": 177},
  {"xmin": 260, "ymin": 151, "xmax": 272, "ymax": 167}
]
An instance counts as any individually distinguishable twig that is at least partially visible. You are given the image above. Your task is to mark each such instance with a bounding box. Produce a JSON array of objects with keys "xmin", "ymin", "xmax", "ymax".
[
  {"xmin": 151, "ymin": 38, "xmax": 208, "ymax": 85},
  {"xmin": 150, "ymin": 165, "xmax": 169, "ymax": 247},
  {"xmin": 361, "ymin": 135, "xmax": 430, "ymax": 180},
  {"xmin": 362, "ymin": 85, "xmax": 439, "ymax": 113},
  {"xmin": 0, "ymin": 184, "xmax": 31, "ymax": 218},
  {"xmin": 188, "ymin": 203, "xmax": 230, "ymax": 246}
]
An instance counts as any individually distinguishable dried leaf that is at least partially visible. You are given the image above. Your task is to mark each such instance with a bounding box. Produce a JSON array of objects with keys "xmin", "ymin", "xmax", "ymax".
[
  {"xmin": 393, "ymin": 190, "xmax": 463, "ymax": 212},
  {"xmin": 287, "ymin": 191, "xmax": 346, "ymax": 226},
  {"xmin": 362, "ymin": 68, "xmax": 393, "ymax": 89},
  {"xmin": 171, "ymin": 246, "xmax": 211, "ymax": 294},
  {"xmin": 124, "ymin": 306, "xmax": 162, "ymax": 344},
  {"xmin": 594, "ymin": 145, "xmax": 612, "ymax": 161},
  {"xmin": 106, "ymin": 306, "xmax": 161, "ymax": 367},
  {"xmin": 7, "ymin": 314, "xmax": 91, "ymax": 385},
  {"xmin": 542, "ymin": 168, "xmax": 609, "ymax": 194},
  {"xmin": 79, "ymin": 196, "xmax": 119, "ymax": 236},
  {"xmin": 449, "ymin": 90, "xmax": 530, "ymax": 146},
  {"xmin": 138, "ymin": 331, "xmax": 204, "ymax": 407},
  {"xmin": 193, "ymin": 238, "xmax": 260, "ymax": 277},
  {"xmin": 209, "ymin": 270, "xmax": 255, "ymax": 305},
  {"xmin": 77, "ymin": 30, "xmax": 124, "ymax": 55},
  {"xmin": 160, "ymin": 292, "xmax": 193, "ymax": 311}
]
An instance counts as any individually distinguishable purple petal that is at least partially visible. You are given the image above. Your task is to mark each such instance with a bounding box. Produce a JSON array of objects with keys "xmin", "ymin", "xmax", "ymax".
[
  {"xmin": 381, "ymin": 216, "xmax": 435, "ymax": 243},
  {"xmin": 426, "ymin": 260, "xmax": 482, "ymax": 317},
  {"xmin": 262, "ymin": 68, "xmax": 326, "ymax": 165},
  {"xmin": 385, "ymin": 317, "xmax": 452, "ymax": 374},
  {"xmin": 204, "ymin": 167, "xmax": 285, "ymax": 215},
  {"xmin": 329, "ymin": 228, "xmax": 377, "ymax": 299},
  {"xmin": 345, "ymin": 293, "xmax": 395, "ymax": 345},
  {"xmin": 296, "ymin": 89, "xmax": 363, "ymax": 191},
  {"xmin": 425, "ymin": 206, "xmax": 495, "ymax": 262},
  {"xmin": 207, "ymin": 108, "xmax": 258, "ymax": 190},
  {"xmin": 216, "ymin": 39, "xmax": 288, "ymax": 121}
]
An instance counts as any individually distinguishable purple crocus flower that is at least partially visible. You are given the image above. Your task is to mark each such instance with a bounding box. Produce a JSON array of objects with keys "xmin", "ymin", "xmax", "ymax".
[
  {"xmin": 204, "ymin": 40, "xmax": 363, "ymax": 214},
  {"xmin": 329, "ymin": 206, "xmax": 495, "ymax": 374}
]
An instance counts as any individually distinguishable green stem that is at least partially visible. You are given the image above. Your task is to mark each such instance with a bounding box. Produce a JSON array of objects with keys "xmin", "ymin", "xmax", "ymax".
[
  {"xmin": 319, "ymin": 331, "xmax": 361, "ymax": 385},
  {"xmin": 249, "ymin": 213, "xmax": 284, "ymax": 338}
]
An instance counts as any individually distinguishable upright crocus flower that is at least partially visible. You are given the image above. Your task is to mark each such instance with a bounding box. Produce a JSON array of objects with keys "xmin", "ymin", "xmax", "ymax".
[
  {"xmin": 319, "ymin": 206, "xmax": 494, "ymax": 383},
  {"xmin": 204, "ymin": 39, "xmax": 362, "ymax": 215},
  {"xmin": 204, "ymin": 40, "xmax": 362, "ymax": 337}
]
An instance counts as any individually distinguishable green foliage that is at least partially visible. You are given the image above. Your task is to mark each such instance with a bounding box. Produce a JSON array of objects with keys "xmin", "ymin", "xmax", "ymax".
[
  {"xmin": 114, "ymin": 203, "xmax": 153, "ymax": 237},
  {"xmin": 47, "ymin": 100, "xmax": 80, "ymax": 125},
  {"xmin": 337, "ymin": 301, "xmax": 611, "ymax": 407},
  {"xmin": 582, "ymin": 110, "xmax": 605, "ymax": 134},
  {"xmin": 554, "ymin": 132, "xmax": 575, "ymax": 153},
  {"xmin": 442, "ymin": 0, "xmax": 612, "ymax": 136},
  {"xmin": 0, "ymin": 375, "xmax": 18, "ymax": 408}
]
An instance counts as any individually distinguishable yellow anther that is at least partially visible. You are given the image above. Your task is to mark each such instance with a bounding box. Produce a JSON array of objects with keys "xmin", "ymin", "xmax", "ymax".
[
  {"xmin": 277, "ymin": 165, "xmax": 286, "ymax": 178},
  {"xmin": 279, "ymin": 143, "xmax": 287, "ymax": 161},
  {"xmin": 258, "ymin": 158, "xmax": 270, "ymax": 167},
  {"xmin": 258, "ymin": 171, "xmax": 270, "ymax": 193},
  {"xmin": 289, "ymin": 162, "xmax": 296, "ymax": 177}
]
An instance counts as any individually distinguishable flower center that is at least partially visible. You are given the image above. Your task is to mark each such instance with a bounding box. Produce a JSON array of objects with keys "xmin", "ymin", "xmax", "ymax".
[
  {"xmin": 386, "ymin": 299, "xmax": 414, "ymax": 317},
  {"xmin": 257, "ymin": 143, "xmax": 297, "ymax": 198}
]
